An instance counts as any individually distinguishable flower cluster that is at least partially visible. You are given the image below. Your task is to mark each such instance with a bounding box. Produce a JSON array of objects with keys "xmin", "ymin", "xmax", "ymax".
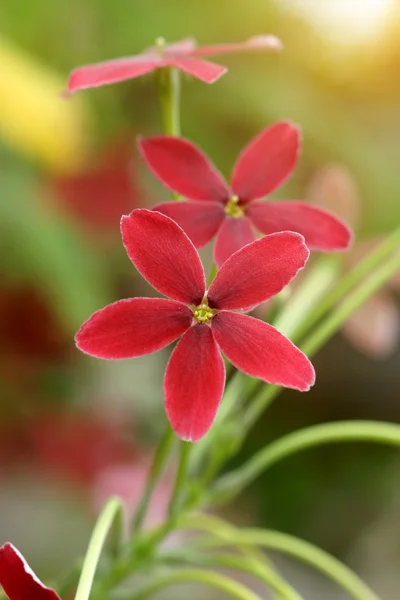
[{"xmin": 64, "ymin": 35, "xmax": 354, "ymax": 442}]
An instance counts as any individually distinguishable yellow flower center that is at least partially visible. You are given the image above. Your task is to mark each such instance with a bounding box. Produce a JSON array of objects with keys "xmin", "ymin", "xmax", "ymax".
[
  {"xmin": 225, "ymin": 195, "xmax": 245, "ymax": 218},
  {"xmin": 192, "ymin": 302, "xmax": 216, "ymax": 324}
]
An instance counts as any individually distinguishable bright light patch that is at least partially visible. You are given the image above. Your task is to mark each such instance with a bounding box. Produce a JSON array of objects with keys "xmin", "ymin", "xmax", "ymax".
[{"xmin": 284, "ymin": 0, "xmax": 396, "ymax": 45}]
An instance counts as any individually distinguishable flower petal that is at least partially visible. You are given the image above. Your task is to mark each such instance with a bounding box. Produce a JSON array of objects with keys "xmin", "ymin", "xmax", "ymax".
[
  {"xmin": 248, "ymin": 201, "xmax": 352, "ymax": 251},
  {"xmin": 208, "ymin": 231, "xmax": 309, "ymax": 311},
  {"xmin": 213, "ymin": 217, "xmax": 256, "ymax": 268},
  {"xmin": 0, "ymin": 543, "xmax": 60, "ymax": 600},
  {"xmin": 75, "ymin": 298, "xmax": 192, "ymax": 359},
  {"xmin": 121, "ymin": 209, "xmax": 206, "ymax": 305},
  {"xmin": 67, "ymin": 56, "xmax": 158, "ymax": 93},
  {"xmin": 163, "ymin": 56, "xmax": 227, "ymax": 83},
  {"xmin": 343, "ymin": 293, "xmax": 400, "ymax": 359},
  {"xmin": 212, "ymin": 312, "xmax": 315, "ymax": 391},
  {"xmin": 154, "ymin": 201, "xmax": 225, "ymax": 248},
  {"xmin": 193, "ymin": 35, "xmax": 283, "ymax": 56},
  {"xmin": 231, "ymin": 122, "xmax": 301, "ymax": 201},
  {"xmin": 163, "ymin": 38, "xmax": 198, "ymax": 55},
  {"xmin": 164, "ymin": 324, "xmax": 225, "ymax": 441},
  {"xmin": 138, "ymin": 136, "xmax": 230, "ymax": 201}
]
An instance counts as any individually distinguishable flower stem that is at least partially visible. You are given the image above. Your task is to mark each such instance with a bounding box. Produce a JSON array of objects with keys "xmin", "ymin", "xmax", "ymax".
[
  {"xmin": 209, "ymin": 421, "xmax": 400, "ymax": 505},
  {"xmin": 74, "ymin": 497, "xmax": 123, "ymax": 600},
  {"xmin": 294, "ymin": 227, "xmax": 400, "ymax": 339},
  {"xmin": 131, "ymin": 425, "xmax": 176, "ymax": 534},
  {"xmin": 131, "ymin": 568, "xmax": 262, "ymax": 600},
  {"xmin": 182, "ymin": 524, "xmax": 379, "ymax": 600},
  {"xmin": 243, "ymin": 241, "xmax": 400, "ymax": 434},
  {"xmin": 168, "ymin": 440, "xmax": 192, "ymax": 517},
  {"xmin": 160, "ymin": 551, "xmax": 304, "ymax": 600},
  {"xmin": 156, "ymin": 67, "xmax": 181, "ymax": 200}
]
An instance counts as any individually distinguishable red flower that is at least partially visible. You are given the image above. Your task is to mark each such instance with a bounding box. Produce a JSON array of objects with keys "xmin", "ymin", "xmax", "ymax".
[
  {"xmin": 75, "ymin": 209, "xmax": 315, "ymax": 441},
  {"xmin": 0, "ymin": 544, "xmax": 60, "ymax": 600},
  {"xmin": 139, "ymin": 122, "xmax": 352, "ymax": 268},
  {"xmin": 67, "ymin": 35, "xmax": 282, "ymax": 92}
]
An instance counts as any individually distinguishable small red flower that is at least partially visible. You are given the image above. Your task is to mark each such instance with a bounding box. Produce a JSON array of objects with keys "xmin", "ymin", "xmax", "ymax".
[
  {"xmin": 67, "ymin": 35, "xmax": 282, "ymax": 92},
  {"xmin": 0, "ymin": 543, "xmax": 60, "ymax": 600},
  {"xmin": 75, "ymin": 209, "xmax": 315, "ymax": 441},
  {"xmin": 139, "ymin": 122, "xmax": 353, "ymax": 267}
]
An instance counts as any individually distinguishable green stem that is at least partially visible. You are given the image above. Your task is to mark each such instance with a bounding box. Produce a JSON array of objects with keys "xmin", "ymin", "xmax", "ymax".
[
  {"xmin": 74, "ymin": 497, "xmax": 123, "ymax": 600},
  {"xmin": 244, "ymin": 245, "xmax": 400, "ymax": 435},
  {"xmin": 273, "ymin": 255, "xmax": 340, "ymax": 339},
  {"xmin": 160, "ymin": 552, "xmax": 303, "ymax": 600},
  {"xmin": 156, "ymin": 66, "xmax": 181, "ymax": 200},
  {"xmin": 168, "ymin": 440, "xmax": 192, "ymax": 517},
  {"xmin": 169, "ymin": 513, "xmax": 303, "ymax": 600},
  {"xmin": 209, "ymin": 421, "xmax": 400, "ymax": 505},
  {"xmin": 301, "ymin": 249, "xmax": 400, "ymax": 356},
  {"xmin": 131, "ymin": 568, "xmax": 262, "ymax": 600},
  {"xmin": 184, "ymin": 526, "xmax": 378, "ymax": 600},
  {"xmin": 156, "ymin": 67, "xmax": 181, "ymax": 136},
  {"xmin": 294, "ymin": 227, "xmax": 400, "ymax": 339},
  {"xmin": 131, "ymin": 425, "xmax": 175, "ymax": 534}
]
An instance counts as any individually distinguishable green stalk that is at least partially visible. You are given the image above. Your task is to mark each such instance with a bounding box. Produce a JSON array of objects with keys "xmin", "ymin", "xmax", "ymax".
[
  {"xmin": 131, "ymin": 568, "xmax": 262, "ymax": 600},
  {"xmin": 131, "ymin": 425, "xmax": 175, "ymax": 534},
  {"xmin": 131, "ymin": 62, "xmax": 183, "ymax": 534},
  {"xmin": 74, "ymin": 497, "xmax": 123, "ymax": 600},
  {"xmin": 159, "ymin": 552, "xmax": 304, "ymax": 600},
  {"xmin": 294, "ymin": 227, "xmax": 400, "ymax": 339},
  {"xmin": 244, "ymin": 245, "xmax": 400, "ymax": 434},
  {"xmin": 168, "ymin": 440, "xmax": 192, "ymax": 517},
  {"xmin": 209, "ymin": 421, "xmax": 400, "ymax": 505},
  {"xmin": 156, "ymin": 66, "xmax": 181, "ymax": 200},
  {"xmin": 184, "ymin": 526, "xmax": 378, "ymax": 600},
  {"xmin": 167, "ymin": 513, "xmax": 303, "ymax": 600}
]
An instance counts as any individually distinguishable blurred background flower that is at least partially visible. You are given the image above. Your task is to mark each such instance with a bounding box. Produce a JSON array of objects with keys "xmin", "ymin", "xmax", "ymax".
[{"xmin": 1, "ymin": 0, "xmax": 400, "ymax": 597}]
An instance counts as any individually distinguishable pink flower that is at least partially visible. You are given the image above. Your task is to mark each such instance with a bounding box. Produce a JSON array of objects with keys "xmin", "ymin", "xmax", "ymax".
[
  {"xmin": 139, "ymin": 122, "xmax": 352, "ymax": 268},
  {"xmin": 75, "ymin": 209, "xmax": 315, "ymax": 441},
  {"xmin": 0, "ymin": 543, "xmax": 60, "ymax": 600},
  {"xmin": 67, "ymin": 35, "xmax": 282, "ymax": 92}
]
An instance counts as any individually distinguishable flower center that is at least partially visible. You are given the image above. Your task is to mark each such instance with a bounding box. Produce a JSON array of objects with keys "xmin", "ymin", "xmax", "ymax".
[
  {"xmin": 192, "ymin": 302, "xmax": 216, "ymax": 324},
  {"xmin": 225, "ymin": 195, "xmax": 245, "ymax": 218}
]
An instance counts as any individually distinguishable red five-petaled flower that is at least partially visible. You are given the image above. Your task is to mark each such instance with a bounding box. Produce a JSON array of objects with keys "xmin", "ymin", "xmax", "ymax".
[
  {"xmin": 67, "ymin": 35, "xmax": 282, "ymax": 91},
  {"xmin": 75, "ymin": 210, "xmax": 315, "ymax": 441},
  {"xmin": 0, "ymin": 543, "xmax": 60, "ymax": 600},
  {"xmin": 139, "ymin": 122, "xmax": 353, "ymax": 268}
]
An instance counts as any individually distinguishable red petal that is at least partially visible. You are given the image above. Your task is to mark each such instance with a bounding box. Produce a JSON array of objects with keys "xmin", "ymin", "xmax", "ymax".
[
  {"xmin": 67, "ymin": 56, "xmax": 158, "ymax": 93},
  {"xmin": 163, "ymin": 56, "xmax": 227, "ymax": 83},
  {"xmin": 213, "ymin": 217, "xmax": 256, "ymax": 268},
  {"xmin": 248, "ymin": 201, "xmax": 352, "ymax": 251},
  {"xmin": 153, "ymin": 201, "xmax": 224, "ymax": 248},
  {"xmin": 75, "ymin": 298, "xmax": 192, "ymax": 359},
  {"xmin": 164, "ymin": 324, "xmax": 225, "ymax": 441},
  {"xmin": 121, "ymin": 210, "xmax": 206, "ymax": 304},
  {"xmin": 212, "ymin": 312, "xmax": 315, "ymax": 391},
  {"xmin": 0, "ymin": 543, "xmax": 60, "ymax": 600},
  {"xmin": 138, "ymin": 136, "xmax": 230, "ymax": 202},
  {"xmin": 208, "ymin": 231, "xmax": 309, "ymax": 311},
  {"xmin": 231, "ymin": 122, "xmax": 301, "ymax": 201},
  {"xmin": 193, "ymin": 35, "xmax": 283, "ymax": 56}
]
